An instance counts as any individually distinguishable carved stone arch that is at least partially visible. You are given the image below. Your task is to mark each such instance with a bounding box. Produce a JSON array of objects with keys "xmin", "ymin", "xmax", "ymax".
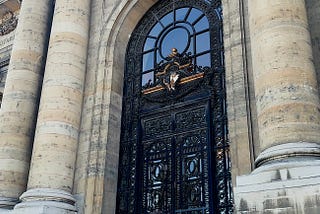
[
  {"xmin": 110, "ymin": 0, "xmax": 233, "ymax": 213},
  {"xmin": 105, "ymin": 0, "xmax": 161, "ymax": 89}
]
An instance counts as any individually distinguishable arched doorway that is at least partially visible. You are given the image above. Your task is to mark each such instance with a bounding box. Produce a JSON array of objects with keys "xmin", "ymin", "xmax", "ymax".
[{"xmin": 116, "ymin": 0, "xmax": 233, "ymax": 213}]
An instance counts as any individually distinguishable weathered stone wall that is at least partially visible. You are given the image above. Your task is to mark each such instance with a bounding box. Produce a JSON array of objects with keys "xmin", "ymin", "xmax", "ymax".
[
  {"xmin": 222, "ymin": 0, "xmax": 254, "ymax": 183},
  {"xmin": 241, "ymin": 0, "xmax": 261, "ymax": 161},
  {"xmin": 74, "ymin": 0, "xmax": 130, "ymax": 213},
  {"xmin": 306, "ymin": 0, "xmax": 320, "ymax": 95},
  {"xmin": 73, "ymin": 0, "xmax": 254, "ymax": 213}
]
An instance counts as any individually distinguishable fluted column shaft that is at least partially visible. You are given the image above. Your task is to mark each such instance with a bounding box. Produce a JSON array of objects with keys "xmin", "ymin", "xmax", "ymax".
[
  {"xmin": 248, "ymin": 0, "xmax": 320, "ymax": 167},
  {"xmin": 16, "ymin": 0, "xmax": 91, "ymax": 211},
  {"xmin": 0, "ymin": 0, "xmax": 53, "ymax": 208}
]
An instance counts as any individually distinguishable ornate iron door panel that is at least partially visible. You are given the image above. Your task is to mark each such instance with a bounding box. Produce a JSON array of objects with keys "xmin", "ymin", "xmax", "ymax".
[
  {"xmin": 175, "ymin": 130, "xmax": 210, "ymax": 213},
  {"xmin": 142, "ymin": 137, "xmax": 173, "ymax": 213},
  {"xmin": 141, "ymin": 105, "xmax": 211, "ymax": 213}
]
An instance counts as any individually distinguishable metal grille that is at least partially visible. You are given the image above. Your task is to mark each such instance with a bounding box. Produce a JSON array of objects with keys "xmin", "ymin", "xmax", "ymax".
[{"xmin": 116, "ymin": 0, "xmax": 233, "ymax": 213}]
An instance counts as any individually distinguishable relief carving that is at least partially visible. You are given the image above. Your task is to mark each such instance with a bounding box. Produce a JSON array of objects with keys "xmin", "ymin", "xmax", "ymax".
[
  {"xmin": 0, "ymin": 11, "xmax": 18, "ymax": 36},
  {"xmin": 142, "ymin": 48, "xmax": 203, "ymax": 95}
]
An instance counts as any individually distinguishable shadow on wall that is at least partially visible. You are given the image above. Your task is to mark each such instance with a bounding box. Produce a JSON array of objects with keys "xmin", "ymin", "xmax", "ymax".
[{"xmin": 0, "ymin": 92, "xmax": 2, "ymax": 108}]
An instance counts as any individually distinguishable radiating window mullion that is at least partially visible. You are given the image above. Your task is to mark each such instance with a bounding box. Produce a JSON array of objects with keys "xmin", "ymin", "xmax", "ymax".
[
  {"xmin": 192, "ymin": 14, "xmax": 205, "ymax": 26},
  {"xmin": 184, "ymin": 7, "xmax": 192, "ymax": 22}
]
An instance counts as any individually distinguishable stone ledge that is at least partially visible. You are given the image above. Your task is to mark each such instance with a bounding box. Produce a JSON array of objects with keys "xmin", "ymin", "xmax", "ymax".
[
  {"xmin": 237, "ymin": 159, "xmax": 320, "ymax": 186},
  {"xmin": 235, "ymin": 163, "xmax": 320, "ymax": 213}
]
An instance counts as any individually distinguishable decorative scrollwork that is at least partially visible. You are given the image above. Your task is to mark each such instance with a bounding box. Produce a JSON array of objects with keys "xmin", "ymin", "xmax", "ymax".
[
  {"xmin": 143, "ymin": 115, "xmax": 171, "ymax": 138},
  {"xmin": 142, "ymin": 48, "xmax": 196, "ymax": 93},
  {"xmin": 176, "ymin": 107, "xmax": 207, "ymax": 131},
  {"xmin": 141, "ymin": 66, "xmax": 212, "ymax": 104},
  {"xmin": 0, "ymin": 11, "xmax": 18, "ymax": 36},
  {"xmin": 141, "ymin": 47, "xmax": 218, "ymax": 101}
]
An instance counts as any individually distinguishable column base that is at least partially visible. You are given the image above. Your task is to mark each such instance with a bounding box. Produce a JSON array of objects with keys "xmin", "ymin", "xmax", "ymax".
[
  {"xmin": 234, "ymin": 159, "xmax": 320, "ymax": 213},
  {"xmin": 13, "ymin": 188, "xmax": 77, "ymax": 214},
  {"xmin": 255, "ymin": 142, "xmax": 320, "ymax": 167},
  {"xmin": 0, "ymin": 197, "xmax": 19, "ymax": 210}
]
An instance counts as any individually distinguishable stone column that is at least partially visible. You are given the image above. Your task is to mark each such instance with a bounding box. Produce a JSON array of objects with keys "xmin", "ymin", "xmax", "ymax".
[
  {"xmin": 249, "ymin": 0, "xmax": 320, "ymax": 167},
  {"xmin": 0, "ymin": 0, "xmax": 53, "ymax": 209},
  {"xmin": 235, "ymin": 1, "xmax": 320, "ymax": 213},
  {"xmin": 14, "ymin": 0, "xmax": 91, "ymax": 213}
]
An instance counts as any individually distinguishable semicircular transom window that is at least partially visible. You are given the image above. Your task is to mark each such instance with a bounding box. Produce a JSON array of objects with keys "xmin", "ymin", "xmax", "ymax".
[{"xmin": 141, "ymin": 6, "xmax": 220, "ymax": 87}]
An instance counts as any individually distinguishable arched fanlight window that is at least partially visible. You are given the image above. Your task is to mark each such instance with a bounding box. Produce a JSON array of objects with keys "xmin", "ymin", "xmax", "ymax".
[
  {"xmin": 117, "ymin": 0, "xmax": 232, "ymax": 213},
  {"xmin": 141, "ymin": 6, "xmax": 218, "ymax": 87}
]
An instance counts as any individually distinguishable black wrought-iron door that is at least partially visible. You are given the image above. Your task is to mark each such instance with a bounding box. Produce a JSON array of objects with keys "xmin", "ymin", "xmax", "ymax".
[
  {"xmin": 141, "ymin": 103, "xmax": 212, "ymax": 213},
  {"xmin": 116, "ymin": 0, "xmax": 233, "ymax": 213}
]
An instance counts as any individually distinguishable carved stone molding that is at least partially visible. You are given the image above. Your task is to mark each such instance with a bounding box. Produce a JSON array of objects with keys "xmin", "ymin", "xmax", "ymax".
[
  {"xmin": 255, "ymin": 142, "xmax": 320, "ymax": 168},
  {"xmin": 0, "ymin": 11, "xmax": 17, "ymax": 36}
]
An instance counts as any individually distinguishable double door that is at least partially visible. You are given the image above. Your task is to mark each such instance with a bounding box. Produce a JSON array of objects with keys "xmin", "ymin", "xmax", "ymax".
[{"xmin": 139, "ymin": 103, "xmax": 213, "ymax": 213}]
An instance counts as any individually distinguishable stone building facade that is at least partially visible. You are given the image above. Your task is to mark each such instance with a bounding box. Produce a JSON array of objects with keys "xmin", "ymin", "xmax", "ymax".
[{"xmin": 0, "ymin": 0, "xmax": 319, "ymax": 213}]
